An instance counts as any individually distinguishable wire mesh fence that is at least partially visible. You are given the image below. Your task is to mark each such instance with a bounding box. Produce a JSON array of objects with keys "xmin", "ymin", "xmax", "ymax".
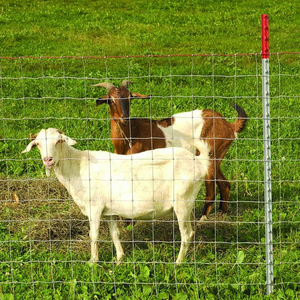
[{"xmin": 0, "ymin": 52, "xmax": 299, "ymax": 299}]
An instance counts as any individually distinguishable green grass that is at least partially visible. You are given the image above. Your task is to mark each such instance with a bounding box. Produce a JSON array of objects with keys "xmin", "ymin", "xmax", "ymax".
[
  {"xmin": 1, "ymin": 0, "xmax": 300, "ymax": 299},
  {"xmin": 1, "ymin": 0, "xmax": 300, "ymax": 57}
]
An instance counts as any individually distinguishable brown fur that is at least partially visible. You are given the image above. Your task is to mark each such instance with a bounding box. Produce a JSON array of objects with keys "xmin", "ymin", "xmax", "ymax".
[
  {"xmin": 94, "ymin": 81, "xmax": 155, "ymax": 154},
  {"xmin": 157, "ymin": 117, "xmax": 175, "ymax": 128},
  {"xmin": 200, "ymin": 107, "xmax": 247, "ymax": 217},
  {"xmin": 30, "ymin": 133, "xmax": 37, "ymax": 141},
  {"xmin": 111, "ymin": 118, "xmax": 166, "ymax": 155}
]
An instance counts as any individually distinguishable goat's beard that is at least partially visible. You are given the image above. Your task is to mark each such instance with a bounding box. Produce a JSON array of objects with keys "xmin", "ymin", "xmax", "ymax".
[
  {"xmin": 45, "ymin": 161, "xmax": 57, "ymax": 177},
  {"xmin": 43, "ymin": 161, "xmax": 55, "ymax": 174}
]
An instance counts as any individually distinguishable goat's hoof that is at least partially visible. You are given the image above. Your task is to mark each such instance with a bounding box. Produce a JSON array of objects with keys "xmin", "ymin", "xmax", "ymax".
[
  {"xmin": 116, "ymin": 258, "xmax": 124, "ymax": 266},
  {"xmin": 116, "ymin": 260, "xmax": 122, "ymax": 266},
  {"xmin": 199, "ymin": 215, "xmax": 207, "ymax": 222},
  {"xmin": 115, "ymin": 254, "xmax": 125, "ymax": 266}
]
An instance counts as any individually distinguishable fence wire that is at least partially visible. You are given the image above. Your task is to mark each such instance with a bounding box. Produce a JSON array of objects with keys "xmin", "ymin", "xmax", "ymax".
[{"xmin": 0, "ymin": 53, "xmax": 299, "ymax": 299}]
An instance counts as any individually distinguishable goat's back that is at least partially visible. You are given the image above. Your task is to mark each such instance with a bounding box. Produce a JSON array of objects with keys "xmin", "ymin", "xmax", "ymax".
[
  {"xmin": 72, "ymin": 147, "xmax": 209, "ymax": 220},
  {"xmin": 85, "ymin": 147, "xmax": 207, "ymax": 181},
  {"xmin": 157, "ymin": 110, "xmax": 205, "ymax": 153},
  {"xmin": 157, "ymin": 109, "xmax": 241, "ymax": 160}
]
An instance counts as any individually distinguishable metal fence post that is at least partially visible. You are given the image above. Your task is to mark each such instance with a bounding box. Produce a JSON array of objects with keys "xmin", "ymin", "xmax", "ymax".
[{"xmin": 261, "ymin": 14, "xmax": 274, "ymax": 295}]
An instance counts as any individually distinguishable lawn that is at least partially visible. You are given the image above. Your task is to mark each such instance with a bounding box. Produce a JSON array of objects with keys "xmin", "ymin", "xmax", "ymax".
[{"xmin": 0, "ymin": 0, "xmax": 300, "ymax": 299}]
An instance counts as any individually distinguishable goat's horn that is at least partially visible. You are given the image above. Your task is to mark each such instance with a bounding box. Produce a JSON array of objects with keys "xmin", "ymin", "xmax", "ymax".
[
  {"xmin": 121, "ymin": 80, "xmax": 135, "ymax": 88},
  {"xmin": 91, "ymin": 82, "xmax": 115, "ymax": 90}
]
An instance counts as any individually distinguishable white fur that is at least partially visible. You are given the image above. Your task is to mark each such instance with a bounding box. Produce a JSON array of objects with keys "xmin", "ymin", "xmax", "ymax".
[
  {"xmin": 23, "ymin": 128, "xmax": 211, "ymax": 264},
  {"xmin": 158, "ymin": 110, "xmax": 205, "ymax": 154}
]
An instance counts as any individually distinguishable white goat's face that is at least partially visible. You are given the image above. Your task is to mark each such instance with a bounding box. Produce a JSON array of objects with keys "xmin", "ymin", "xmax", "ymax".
[{"xmin": 22, "ymin": 128, "xmax": 77, "ymax": 171}]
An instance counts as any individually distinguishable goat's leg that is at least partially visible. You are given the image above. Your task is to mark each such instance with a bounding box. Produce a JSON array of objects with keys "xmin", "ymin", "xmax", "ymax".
[
  {"xmin": 175, "ymin": 212, "xmax": 194, "ymax": 264},
  {"xmin": 107, "ymin": 218, "xmax": 125, "ymax": 264},
  {"xmin": 89, "ymin": 214, "xmax": 101, "ymax": 264},
  {"xmin": 216, "ymin": 167, "xmax": 231, "ymax": 213},
  {"xmin": 200, "ymin": 169, "xmax": 217, "ymax": 222}
]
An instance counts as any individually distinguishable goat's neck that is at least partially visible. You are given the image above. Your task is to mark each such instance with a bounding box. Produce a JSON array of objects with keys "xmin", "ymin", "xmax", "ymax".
[
  {"xmin": 53, "ymin": 144, "xmax": 82, "ymax": 189},
  {"xmin": 111, "ymin": 119, "xmax": 130, "ymax": 138}
]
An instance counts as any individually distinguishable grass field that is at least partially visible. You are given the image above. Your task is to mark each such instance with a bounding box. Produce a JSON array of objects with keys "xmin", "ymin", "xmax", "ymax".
[{"xmin": 1, "ymin": 0, "xmax": 300, "ymax": 299}]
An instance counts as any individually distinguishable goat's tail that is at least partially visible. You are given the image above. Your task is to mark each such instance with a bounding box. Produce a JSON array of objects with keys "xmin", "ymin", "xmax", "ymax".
[
  {"xmin": 194, "ymin": 139, "xmax": 211, "ymax": 172},
  {"xmin": 230, "ymin": 102, "xmax": 247, "ymax": 133}
]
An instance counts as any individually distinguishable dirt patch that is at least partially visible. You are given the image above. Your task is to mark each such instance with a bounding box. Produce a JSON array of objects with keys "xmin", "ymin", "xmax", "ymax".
[{"xmin": 0, "ymin": 176, "xmax": 234, "ymax": 258}]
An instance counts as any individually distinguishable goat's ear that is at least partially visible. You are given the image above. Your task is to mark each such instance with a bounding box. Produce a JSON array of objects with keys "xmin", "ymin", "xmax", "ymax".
[
  {"xmin": 57, "ymin": 129, "xmax": 65, "ymax": 135},
  {"xmin": 96, "ymin": 95, "xmax": 111, "ymax": 106},
  {"xmin": 30, "ymin": 133, "xmax": 37, "ymax": 141},
  {"xmin": 22, "ymin": 140, "xmax": 37, "ymax": 153},
  {"xmin": 130, "ymin": 92, "xmax": 151, "ymax": 100},
  {"xmin": 58, "ymin": 134, "xmax": 77, "ymax": 146}
]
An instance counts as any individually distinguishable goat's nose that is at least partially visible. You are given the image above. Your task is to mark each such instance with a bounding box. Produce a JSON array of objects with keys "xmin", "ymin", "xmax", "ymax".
[{"xmin": 43, "ymin": 157, "xmax": 53, "ymax": 163}]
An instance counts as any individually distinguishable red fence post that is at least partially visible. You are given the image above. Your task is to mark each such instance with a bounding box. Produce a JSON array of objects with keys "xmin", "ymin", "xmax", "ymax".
[{"xmin": 261, "ymin": 14, "xmax": 269, "ymax": 59}]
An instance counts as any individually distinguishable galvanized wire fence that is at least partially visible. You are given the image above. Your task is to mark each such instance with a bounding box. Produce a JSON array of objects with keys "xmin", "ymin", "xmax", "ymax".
[{"xmin": 0, "ymin": 51, "xmax": 299, "ymax": 298}]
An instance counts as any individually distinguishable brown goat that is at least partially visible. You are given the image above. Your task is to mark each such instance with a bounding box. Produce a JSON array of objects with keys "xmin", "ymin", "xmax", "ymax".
[
  {"xmin": 92, "ymin": 80, "xmax": 157, "ymax": 154},
  {"xmin": 93, "ymin": 81, "xmax": 247, "ymax": 220}
]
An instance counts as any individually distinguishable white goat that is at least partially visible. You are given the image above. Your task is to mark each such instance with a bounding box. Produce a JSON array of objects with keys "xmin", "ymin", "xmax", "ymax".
[{"xmin": 22, "ymin": 128, "xmax": 211, "ymax": 264}]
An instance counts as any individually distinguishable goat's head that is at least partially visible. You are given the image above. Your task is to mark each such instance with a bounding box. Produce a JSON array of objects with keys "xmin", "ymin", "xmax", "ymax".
[
  {"xmin": 92, "ymin": 80, "xmax": 151, "ymax": 127},
  {"xmin": 22, "ymin": 128, "xmax": 77, "ymax": 176}
]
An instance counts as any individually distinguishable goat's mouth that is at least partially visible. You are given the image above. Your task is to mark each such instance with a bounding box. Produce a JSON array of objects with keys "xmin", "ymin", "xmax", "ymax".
[
  {"xmin": 114, "ymin": 117, "xmax": 129, "ymax": 127},
  {"xmin": 120, "ymin": 118, "xmax": 129, "ymax": 127},
  {"xmin": 43, "ymin": 162, "xmax": 55, "ymax": 170}
]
